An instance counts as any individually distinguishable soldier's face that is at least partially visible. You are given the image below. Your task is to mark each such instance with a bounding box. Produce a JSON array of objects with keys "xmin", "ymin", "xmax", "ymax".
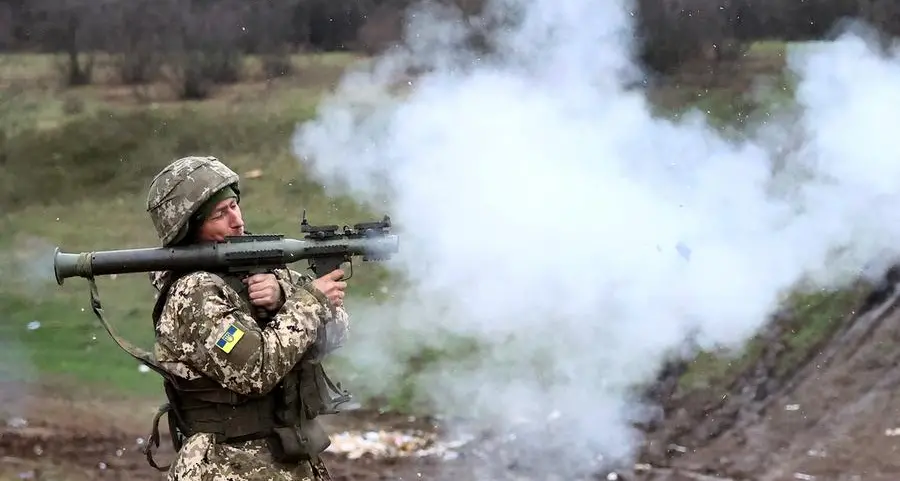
[{"xmin": 197, "ymin": 197, "xmax": 245, "ymax": 242}]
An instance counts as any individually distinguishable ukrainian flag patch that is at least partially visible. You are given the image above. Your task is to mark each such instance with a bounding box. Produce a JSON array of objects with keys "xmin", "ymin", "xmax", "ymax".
[{"xmin": 215, "ymin": 324, "xmax": 244, "ymax": 354}]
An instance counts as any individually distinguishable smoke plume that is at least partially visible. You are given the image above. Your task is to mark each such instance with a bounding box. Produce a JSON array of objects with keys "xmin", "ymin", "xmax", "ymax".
[
  {"xmin": 292, "ymin": 0, "xmax": 900, "ymax": 478},
  {"xmin": 0, "ymin": 236, "xmax": 50, "ymax": 427}
]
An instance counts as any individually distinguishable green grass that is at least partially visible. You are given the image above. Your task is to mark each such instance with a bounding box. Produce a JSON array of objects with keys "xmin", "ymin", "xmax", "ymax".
[
  {"xmin": 677, "ymin": 284, "xmax": 868, "ymax": 391},
  {"xmin": 0, "ymin": 51, "xmax": 395, "ymax": 400},
  {"xmin": 0, "ymin": 140, "xmax": 392, "ymax": 397},
  {"xmin": 0, "ymin": 285, "xmax": 160, "ymax": 396},
  {"xmin": 776, "ymin": 285, "xmax": 867, "ymax": 375}
]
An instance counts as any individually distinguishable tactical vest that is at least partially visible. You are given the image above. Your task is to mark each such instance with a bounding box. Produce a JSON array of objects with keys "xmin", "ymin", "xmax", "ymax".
[{"xmin": 143, "ymin": 270, "xmax": 351, "ymax": 471}]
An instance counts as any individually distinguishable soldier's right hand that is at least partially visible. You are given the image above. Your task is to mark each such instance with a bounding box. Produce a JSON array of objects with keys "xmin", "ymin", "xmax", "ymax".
[{"xmin": 311, "ymin": 269, "xmax": 347, "ymax": 306}]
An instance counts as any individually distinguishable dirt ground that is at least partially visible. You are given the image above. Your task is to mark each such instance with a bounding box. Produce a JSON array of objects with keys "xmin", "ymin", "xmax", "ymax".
[
  {"xmin": 5, "ymin": 273, "xmax": 900, "ymax": 481},
  {"xmin": 636, "ymin": 273, "xmax": 900, "ymax": 481},
  {"xmin": 0, "ymin": 386, "xmax": 451, "ymax": 481}
]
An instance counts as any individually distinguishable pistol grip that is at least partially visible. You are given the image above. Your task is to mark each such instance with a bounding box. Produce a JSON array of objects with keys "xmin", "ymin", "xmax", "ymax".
[{"xmin": 309, "ymin": 256, "xmax": 351, "ymax": 280}]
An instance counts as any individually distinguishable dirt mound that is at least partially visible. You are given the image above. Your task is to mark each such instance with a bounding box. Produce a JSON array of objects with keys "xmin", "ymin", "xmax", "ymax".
[{"xmin": 636, "ymin": 274, "xmax": 900, "ymax": 481}]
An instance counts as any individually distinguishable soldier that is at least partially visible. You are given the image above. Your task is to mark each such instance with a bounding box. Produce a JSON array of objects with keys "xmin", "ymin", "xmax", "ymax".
[{"xmin": 143, "ymin": 155, "xmax": 351, "ymax": 481}]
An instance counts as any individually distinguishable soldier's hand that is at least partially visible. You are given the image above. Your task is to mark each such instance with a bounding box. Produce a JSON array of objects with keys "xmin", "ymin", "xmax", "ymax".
[
  {"xmin": 244, "ymin": 273, "xmax": 284, "ymax": 311},
  {"xmin": 311, "ymin": 269, "xmax": 347, "ymax": 307}
]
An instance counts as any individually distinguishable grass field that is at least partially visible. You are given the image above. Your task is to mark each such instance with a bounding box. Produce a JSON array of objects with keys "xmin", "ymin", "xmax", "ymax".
[
  {"xmin": 0, "ymin": 51, "xmax": 394, "ymax": 399},
  {"xmin": 0, "ymin": 43, "xmax": 868, "ymax": 409}
]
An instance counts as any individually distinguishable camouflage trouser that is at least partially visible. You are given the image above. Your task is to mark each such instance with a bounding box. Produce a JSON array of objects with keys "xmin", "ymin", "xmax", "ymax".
[{"xmin": 167, "ymin": 433, "xmax": 332, "ymax": 481}]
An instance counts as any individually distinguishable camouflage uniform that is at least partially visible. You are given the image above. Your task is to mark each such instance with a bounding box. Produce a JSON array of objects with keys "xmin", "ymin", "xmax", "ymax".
[{"xmin": 143, "ymin": 156, "xmax": 351, "ymax": 481}]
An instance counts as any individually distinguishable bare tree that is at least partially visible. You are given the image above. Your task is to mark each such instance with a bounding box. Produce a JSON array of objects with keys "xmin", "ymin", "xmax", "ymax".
[
  {"xmin": 859, "ymin": 0, "xmax": 900, "ymax": 37},
  {"xmin": 636, "ymin": 0, "xmax": 743, "ymax": 75},
  {"xmin": 30, "ymin": 0, "xmax": 110, "ymax": 86},
  {"xmin": 0, "ymin": 2, "xmax": 13, "ymax": 50},
  {"xmin": 242, "ymin": 0, "xmax": 304, "ymax": 79},
  {"xmin": 103, "ymin": 0, "xmax": 170, "ymax": 84},
  {"xmin": 160, "ymin": 0, "xmax": 250, "ymax": 100}
]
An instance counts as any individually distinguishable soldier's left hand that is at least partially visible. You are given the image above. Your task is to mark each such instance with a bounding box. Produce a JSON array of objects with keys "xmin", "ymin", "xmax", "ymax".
[{"xmin": 244, "ymin": 273, "xmax": 283, "ymax": 311}]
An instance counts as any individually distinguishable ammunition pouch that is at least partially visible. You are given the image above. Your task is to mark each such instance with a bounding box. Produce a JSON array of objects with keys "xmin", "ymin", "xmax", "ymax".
[
  {"xmin": 268, "ymin": 422, "xmax": 331, "ymax": 464},
  {"xmin": 266, "ymin": 359, "xmax": 351, "ymax": 463},
  {"xmin": 144, "ymin": 361, "xmax": 351, "ymax": 471}
]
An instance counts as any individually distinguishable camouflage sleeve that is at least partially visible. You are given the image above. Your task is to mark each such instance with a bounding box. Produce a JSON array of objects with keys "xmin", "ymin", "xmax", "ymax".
[
  {"xmin": 272, "ymin": 268, "xmax": 305, "ymax": 301},
  {"xmin": 323, "ymin": 305, "xmax": 350, "ymax": 354},
  {"xmin": 160, "ymin": 271, "xmax": 335, "ymax": 397},
  {"xmin": 273, "ymin": 268, "xmax": 350, "ymax": 354}
]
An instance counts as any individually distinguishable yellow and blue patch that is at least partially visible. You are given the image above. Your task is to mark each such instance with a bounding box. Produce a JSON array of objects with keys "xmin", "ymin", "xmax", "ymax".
[{"xmin": 215, "ymin": 324, "xmax": 244, "ymax": 354}]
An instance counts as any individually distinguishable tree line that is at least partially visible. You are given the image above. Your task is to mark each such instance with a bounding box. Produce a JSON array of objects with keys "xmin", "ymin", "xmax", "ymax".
[{"xmin": 0, "ymin": 0, "xmax": 896, "ymax": 96}]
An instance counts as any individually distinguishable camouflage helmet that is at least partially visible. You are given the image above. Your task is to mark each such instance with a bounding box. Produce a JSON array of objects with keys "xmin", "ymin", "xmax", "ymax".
[{"xmin": 146, "ymin": 156, "xmax": 241, "ymax": 246}]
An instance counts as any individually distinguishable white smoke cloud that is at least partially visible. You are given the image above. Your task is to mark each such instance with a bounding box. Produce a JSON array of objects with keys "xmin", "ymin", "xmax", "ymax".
[{"xmin": 292, "ymin": 0, "xmax": 900, "ymax": 478}]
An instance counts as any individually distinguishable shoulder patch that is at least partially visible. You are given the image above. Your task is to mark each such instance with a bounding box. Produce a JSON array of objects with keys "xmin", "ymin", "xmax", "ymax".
[{"xmin": 215, "ymin": 324, "xmax": 245, "ymax": 353}]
